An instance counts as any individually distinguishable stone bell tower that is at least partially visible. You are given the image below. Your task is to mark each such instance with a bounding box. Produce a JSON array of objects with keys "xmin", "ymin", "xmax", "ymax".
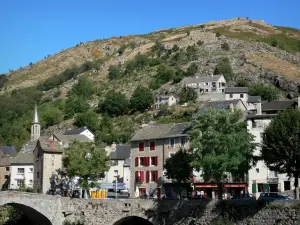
[{"xmin": 31, "ymin": 102, "xmax": 41, "ymax": 141}]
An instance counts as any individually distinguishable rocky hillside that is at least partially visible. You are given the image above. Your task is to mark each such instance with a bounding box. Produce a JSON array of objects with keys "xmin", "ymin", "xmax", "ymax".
[{"xmin": 0, "ymin": 17, "xmax": 300, "ymax": 147}]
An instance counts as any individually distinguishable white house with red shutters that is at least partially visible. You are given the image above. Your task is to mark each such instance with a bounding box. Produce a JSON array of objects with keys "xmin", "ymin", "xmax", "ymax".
[{"xmin": 130, "ymin": 123, "xmax": 189, "ymax": 198}]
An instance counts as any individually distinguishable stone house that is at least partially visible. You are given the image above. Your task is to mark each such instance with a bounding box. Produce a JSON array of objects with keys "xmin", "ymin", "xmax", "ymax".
[
  {"xmin": 154, "ymin": 96, "xmax": 177, "ymax": 109},
  {"xmin": 101, "ymin": 144, "xmax": 131, "ymax": 190},
  {"xmin": 247, "ymin": 100, "xmax": 300, "ymax": 197},
  {"xmin": 33, "ymin": 136, "xmax": 63, "ymax": 194},
  {"xmin": 181, "ymin": 74, "xmax": 226, "ymax": 101},
  {"xmin": 0, "ymin": 147, "xmax": 17, "ymax": 190},
  {"xmin": 63, "ymin": 127, "xmax": 95, "ymax": 141},
  {"xmin": 130, "ymin": 123, "xmax": 189, "ymax": 198}
]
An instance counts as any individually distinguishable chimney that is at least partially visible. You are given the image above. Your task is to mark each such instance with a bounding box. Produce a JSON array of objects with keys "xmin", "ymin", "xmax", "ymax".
[
  {"xmin": 228, "ymin": 103, "xmax": 234, "ymax": 112},
  {"xmin": 140, "ymin": 119, "xmax": 148, "ymax": 128},
  {"xmin": 257, "ymin": 102, "xmax": 262, "ymax": 115},
  {"xmin": 111, "ymin": 142, "xmax": 116, "ymax": 151}
]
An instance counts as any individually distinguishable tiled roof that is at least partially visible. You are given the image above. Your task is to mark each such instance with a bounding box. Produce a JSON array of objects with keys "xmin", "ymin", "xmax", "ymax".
[
  {"xmin": 10, "ymin": 150, "xmax": 34, "ymax": 165},
  {"xmin": 0, "ymin": 156, "xmax": 11, "ymax": 166},
  {"xmin": 262, "ymin": 100, "xmax": 297, "ymax": 112},
  {"xmin": 196, "ymin": 99, "xmax": 243, "ymax": 117},
  {"xmin": 54, "ymin": 134, "xmax": 93, "ymax": 143},
  {"xmin": 20, "ymin": 140, "xmax": 37, "ymax": 153},
  {"xmin": 63, "ymin": 128, "xmax": 87, "ymax": 135},
  {"xmin": 225, "ymin": 87, "xmax": 248, "ymax": 94},
  {"xmin": 182, "ymin": 74, "xmax": 223, "ymax": 84},
  {"xmin": 110, "ymin": 145, "xmax": 131, "ymax": 160},
  {"xmin": 131, "ymin": 123, "xmax": 189, "ymax": 141},
  {"xmin": 38, "ymin": 136, "xmax": 63, "ymax": 153},
  {"xmin": 248, "ymin": 96, "xmax": 261, "ymax": 103},
  {"xmin": 0, "ymin": 146, "xmax": 17, "ymax": 157}
]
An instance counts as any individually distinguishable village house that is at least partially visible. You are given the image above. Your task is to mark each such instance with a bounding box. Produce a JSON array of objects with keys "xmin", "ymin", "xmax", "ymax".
[
  {"xmin": 247, "ymin": 99, "xmax": 299, "ymax": 197},
  {"xmin": 130, "ymin": 122, "xmax": 189, "ymax": 198},
  {"xmin": 63, "ymin": 127, "xmax": 94, "ymax": 141},
  {"xmin": 0, "ymin": 146, "xmax": 16, "ymax": 190},
  {"xmin": 101, "ymin": 143, "xmax": 131, "ymax": 191},
  {"xmin": 181, "ymin": 74, "xmax": 226, "ymax": 101},
  {"xmin": 154, "ymin": 95, "xmax": 177, "ymax": 109}
]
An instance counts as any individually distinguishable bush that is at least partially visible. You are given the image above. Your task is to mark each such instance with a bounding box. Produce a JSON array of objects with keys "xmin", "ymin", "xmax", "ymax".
[
  {"xmin": 69, "ymin": 77, "xmax": 94, "ymax": 99},
  {"xmin": 235, "ymin": 79, "xmax": 249, "ymax": 87},
  {"xmin": 197, "ymin": 40, "xmax": 204, "ymax": 46},
  {"xmin": 271, "ymin": 39, "xmax": 278, "ymax": 47},
  {"xmin": 64, "ymin": 97, "xmax": 90, "ymax": 119},
  {"xmin": 108, "ymin": 65, "xmax": 122, "ymax": 80},
  {"xmin": 249, "ymin": 84, "xmax": 280, "ymax": 101},
  {"xmin": 186, "ymin": 63, "xmax": 198, "ymax": 76},
  {"xmin": 216, "ymin": 32, "xmax": 221, "ymax": 37},
  {"xmin": 186, "ymin": 45, "xmax": 198, "ymax": 60},
  {"xmin": 221, "ymin": 42, "xmax": 230, "ymax": 50},
  {"xmin": 100, "ymin": 91, "xmax": 129, "ymax": 117},
  {"xmin": 75, "ymin": 111, "xmax": 98, "ymax": 132},
  {"xmin": 156, "ymin": 64, "xmax": 173, "ymax": 83},
  {"xmin": 214, "ymin": 57, "xmax": 234, "ymax": 81},
  {"xmin": 41, "ymin": 107, "xmax": 63, "ymax": 127},
  {"xmin": 179, "ymin": 87, "xmax": 197, "ymax": 104},
  {"xmin": 172, "ymin": 44, "xmax": 180, "ymax": 52},
  {"xmin": 117, "ymin": 44, "xmax": 127, "ymax": 55},
  {"xmin": 130, "ymin": 86, "xmax": 154, "ymax": 112},
  {"xmin": 170, "ymin": 50, "xmax": 187, "ymax": 65},
  {"xmin": 151, "ymin": 40, "xmax": 165, "ymax": 56}
]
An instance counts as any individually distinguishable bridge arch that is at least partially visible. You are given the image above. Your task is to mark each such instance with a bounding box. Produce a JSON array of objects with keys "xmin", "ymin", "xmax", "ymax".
[
  {"xmin": 113, "ymin": 216, "xmax": 153, "ymax": 225},
  {"xmin": 0, "ymin": 192, "xmax": 62, "ymax": 225}
]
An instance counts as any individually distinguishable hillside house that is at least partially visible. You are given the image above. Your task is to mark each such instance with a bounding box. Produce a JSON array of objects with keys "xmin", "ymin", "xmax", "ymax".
[
  {"xmin": 247, "ymin": 99, "xmax": 300, "ymax": 197},
  {"xmin": 155, "ymin": 96, "xmax": 177, "ymax": 109},
  {"xmin": 0, "ymin": 147, "xmax": 17, "ymax": 190},
  {"xmin": 51, "ymin": 133, "xmax": 93, "ymax": 148},
  {"xmin": 63, "ymin": 127, "xmax": 94, "ymax": 141},
  {"xmin": 130, "ymin": 123, "xmax": 189, "ymax": 198},
  {"xmin": 182, "ymin": 74, "xmax": 226, "ymax": 101}
]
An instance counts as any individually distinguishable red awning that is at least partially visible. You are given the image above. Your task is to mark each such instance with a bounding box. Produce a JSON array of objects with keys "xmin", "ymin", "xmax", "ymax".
[
  {"xmin": 194, "ymin": 183, "xmax": 247, "ymax": 188},
  {"xmin": 224, "ymin": 184, "xmax": 247, "ymax": 188},
  {"xmin": 194, "ymin": 184, "xmax": 218, "ymax": 188}
]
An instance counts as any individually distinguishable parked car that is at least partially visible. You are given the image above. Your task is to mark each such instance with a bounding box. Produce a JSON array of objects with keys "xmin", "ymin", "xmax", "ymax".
[
  {"xmin": 231, "ymin": 194, "xmax": 256, "ymax": 200},
  {"xmin": 258, "ymin": 192, "xmax": 292, "ymax": 200}
]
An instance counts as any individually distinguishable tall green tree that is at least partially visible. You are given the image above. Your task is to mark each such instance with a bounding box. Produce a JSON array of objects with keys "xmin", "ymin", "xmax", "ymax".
[
  {"xmin": 130, "ymin": 86, "xmax": 154, "ymax": 112},
  {"xmin": 64, "ymin": 97, "xmax": 90, "ymax": 119},
  {"xmin": 249, "ymin": 84, "xmax": 280, "ymax": 102},
  {"xmin": 63, "ymin": 142, "xmax": 110, "ymax": 197},
  {"xmin": 190, "ymin": 108, "xmax": 256, "ymax": 199},
  {"xmin": 74, "ymin": 111, "xmax": 99, "ymax": 132},
  {"xmin": 262, "ymin": 109, "xmax": 300, "ymax": 199},
  {"xmin": 69, "ymin": 77, "xmax": 94, "ymax": 99},
  {"xmin": 214, "ymin": 57, "xmax": 234, "ymax": 81},
  {"xmin": 165, "ymin": 149, "xmax": 193, "ymax": 199},
  {"xmin": 100, "ymin": 91, "xmax": 129, "ymax": 117},
  {"xmin": 179, "ymin": 87, "xmax": 197, "ymax": 104}
]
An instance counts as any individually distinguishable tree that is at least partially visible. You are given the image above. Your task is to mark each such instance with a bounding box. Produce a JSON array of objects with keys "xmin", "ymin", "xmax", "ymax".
[
  {"xmin": 172, "ymin": 44, "xmax": 180, "ymax": 52},
  {"xmin": 179, "ymin": 87, "xmax": 197, "ymax": 104},
  {"xmin": 69, "ymin": 77, "xmax": 94, "ymax": 99},
  {"xmin": 63, "ymin": 141, "xmax": 110, "ymax": 197},
  {"xmin": 75, "ymin": 111, "xmax": 99, "ymax": 132},
  {"xmin": 130, "ymin": 86, "xmax": 154, "ymax": 112},
  {"xmin": 235, "ymin": 79, "xmax": 249, "ymax": 87},
  {"xmin": 100, "ymin": 91, "xmax": 129, "ymax": 117},
  {"xmin": 64, "ymin": 97, "xmax": 90, "ymax": 119},
  {"xmin": 190, "ymin": 108, "xmax": 256, "ymax": 199},
  {"xmin": 108, "ymin": 65, "xmax": 122, "ymax": 80},
  {"xmin": 165, "ymin": 149, "xmax": 193, "ymax": 199},
  {"xmin": 221, "ymin": 42, "xmax": 230, "ymax": 51},
  {"xmin": 249, "ymin": 84, "xmax": 280, "ymax": 101},
  {"xmin": 186, "ymin": 63, "xmax": 198, "ymax": 76},
  {"xmin": 95, "ymin": 114, "xmax": 116, "ymax": 145},
  {"xmin": 197, "ymin": 40, "xmax": 204, "ymax": 46},
  {"xmin": 186, "ymin": 45, "xmax": 198, "ymax": 60},
  {"xmin": 262, "ymin": 109, "xmax": 300, "ymax": 199},
  {"xmin": 271, "ymin": 39, "xmax": 278, "ymax": 47},
  {"xmin": 216, "ymin": 32, "xmax": 221, "ymax": 37},
  {"xmin": 214, "ymin": 57, "xmax": 234, "ymax": 81},
  {"xmin": 42, "ymin": 107, "xmax": 63, "ymax": 127},
  {"xmin": 117, "ymin": 44, "xmax": 127, "ymax": 55}
]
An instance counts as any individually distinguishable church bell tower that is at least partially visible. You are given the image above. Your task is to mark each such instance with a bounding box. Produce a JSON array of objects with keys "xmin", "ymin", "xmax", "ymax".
[{"xmin": 31, "ymin": 102, "xmax": 41, "ymax": 141}]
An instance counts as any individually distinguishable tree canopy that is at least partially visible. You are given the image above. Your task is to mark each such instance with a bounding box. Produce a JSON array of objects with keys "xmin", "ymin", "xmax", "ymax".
[
  {"xmin": 63, "ymin": 141, "xmax": 110, "ymax": 195},
  {"xmin": 100, "ymin": 91, "xmax": 129, "ymax": 117},
  {"xmin": 165, "ymin": 149, "xmax": 193, "ymax": 199},
  {"xmin": 249, "ymin": 84, "xmax": 280, "ymax": 102},
  {"xmin": 190, "ymin": 108, "xmax": 256, "ymax": 199},
  {"xmin": 214, "ymin": 57, "xmax": 234, "ymax": 81},
  {"xmin": 179, "ymin": 86, "xmax": 197, "ymax": 104},
  {"xmin": 262, "ymin": 109, "xmax": 300, "ymax": 198},
  {"xmin": 130, "ymin": 86, "xmax": 154, "ymax": 112}
]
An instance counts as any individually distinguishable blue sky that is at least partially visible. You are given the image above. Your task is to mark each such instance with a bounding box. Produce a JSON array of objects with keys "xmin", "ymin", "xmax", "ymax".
[{"xmin": 1, "ymin": 0, "xmax": 300, "ymax": 74}]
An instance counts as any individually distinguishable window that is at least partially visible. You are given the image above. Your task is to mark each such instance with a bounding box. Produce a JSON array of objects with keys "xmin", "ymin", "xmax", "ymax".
[
  {"xmin": 135, "ymin": 171, "xmax": 144, "ymax": 183},
  {"xmin": 139, "ymin": 142, "xmax": 144, "ymax": 151},
  {"xmin": 150, "ymin": 156, "xmax": 158, "ymax": 166},
  {"xmin": 140, "ymin": 157, "xmax": 145, "ymax": 166},
  {"xmin": 169, "ymin": 139, "xmax": 175, "ymax": 148},
  {"xmin": 150, "ymin": 141, "xmax": 155, "ymax": 151},
  {"xmin": 257, "ymin": 183, "xmax": 264, "ymax": 192},
  {"xmin": 229, "ymin": 94, "xmax": 233, "ymax": 98},
  {"xmin": 180, "ymin": 138, "xmax": 186, "ymax": 147},
  {"xmin": 256, "ymin": 168, "xmax": 259, "ymax": 173},
  {"xmin": 37, "ymin": 172, "xmax": 40, "ymax": 179},
  {"xmin": 205, "ymin": 82, "xmax": 209, "ymax": 86},
  {"xmin": 16, "ymin": 179, "xmax": 24, "ymax": 186},
  {"xmin": 212, "ymin": 82, "xmax": 216, "ymax": 87},
  {"xmin": 169, "ymin": 152, "xmax": 175, "ymax": 158},
  {"xmin": 284, "ymin": 181, "xmax": 291, "ymax": 191},
  {"xmin": 5, "ymin": 167, "xmax": 9, "ymax": 171},
  {"xmin": 29, "ymin": 168, "xmax": 33, "ymax": 172},
  {"xmin": 111, "ymin": 160, "xmax": 118, "ymax": 166},
  {"xmin": 252, "ymin": 120, "xmax": 257, "ymax": 128},
  {"xmin": 150, "ymin": 171, "xmax": 158, "ymax": 182},
  {"xmin": 269, "ymin": 170, "xmax": 278, "ymax": 177},
  {"xmin": 17, "ymin": 168, "xmax": 24, "ymax": 174},
  {"xmin": 4, "ymin": 175, "xmax": 9, "ymax": 179},
  {"xmin": 205, "ymin": 89, "xmax": 208, "ymax": 92}
]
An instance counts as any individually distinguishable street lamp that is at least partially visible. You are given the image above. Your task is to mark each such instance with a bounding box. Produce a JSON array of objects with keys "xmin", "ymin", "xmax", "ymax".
[{"xmin": 114, "ymin": 170, "xmax": 118, "ymax": 199}]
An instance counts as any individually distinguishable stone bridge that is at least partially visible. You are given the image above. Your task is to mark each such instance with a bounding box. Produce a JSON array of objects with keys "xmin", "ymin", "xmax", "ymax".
[{"xmin": 1, "ymin": 191, "xmax": 300, "ymax": 225}]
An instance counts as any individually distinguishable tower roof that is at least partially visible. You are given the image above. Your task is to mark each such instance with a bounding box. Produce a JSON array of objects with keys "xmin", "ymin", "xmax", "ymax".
[{"xmin": 32, "ymin": 102, "xmax": 40, "ymax": 124}]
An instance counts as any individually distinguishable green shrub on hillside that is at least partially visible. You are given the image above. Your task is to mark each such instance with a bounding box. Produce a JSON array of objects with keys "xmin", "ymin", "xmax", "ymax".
[
  {"xmin": 221, "ymin": 42, "xmax": 230, "ymax": 50},
  {"xmin": 235, "ymin": 79, "xmax": 250, "ymax": 87},
  {"xmin": 186, "ymin": 45, "xmax": 198, "ymax": 60},
  {"xmin": 108, "ymin": 65, "xmax": 123, "ymax": 80},
  {"xmin": 75, "ymin": 111, "xmax": 99, "ymax": 132},
  {"xmin": 41, "ymin": 107, "xmax": 63, "ymax": 127},
  {"xmin": 186, "ymin": 63, "xmax": 198, "ymax": 76},
  {"xmin": 130, "ymin": 86, "xmax": 154, "ymax": 112},
  {"xmin": 64, "ymin": 97, "xmax": 90, "ymax": 119},
  {"xmin": 214, "ymin": 57, "xmax": 234, "ymax": 81},
  {"xmin": 179, "ymin": 87, "xmax": 197, "ymax": 104},
  {"xmin": 99, "ymin": 91, "xmax": 129, "ymax": 117},
  {"xmin": 118, "ymin": 44, "xmax": 127, "ymax": 55},
  {"xmin": 249, "ymin": 84, "xmax": 280, "ymax": 101},
  {"xmin": 69, "ymin": 77, "xmax": 94, "ymax": 99}
]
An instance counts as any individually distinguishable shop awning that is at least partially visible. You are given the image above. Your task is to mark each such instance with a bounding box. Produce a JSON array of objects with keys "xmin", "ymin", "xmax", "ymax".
[
  {"xmin": 195, "ymin": 184, "xmax": 218, "ymax": 188},
  {"xmin": 224, "ymin": 184, "xmax": 247, "ymax": 188}
]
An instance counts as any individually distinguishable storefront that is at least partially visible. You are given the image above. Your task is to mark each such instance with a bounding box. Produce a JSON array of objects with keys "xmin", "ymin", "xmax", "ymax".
[{"xmin": 193, "ymin": 183, "xmax": 247, "ymax": 199}]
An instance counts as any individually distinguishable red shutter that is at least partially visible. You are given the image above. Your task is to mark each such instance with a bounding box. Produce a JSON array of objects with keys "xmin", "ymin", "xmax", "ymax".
[
  {"xmin": 135, "ymin": 157, "xmax": 139, "ymax": 167},
  {"xmin": 155, "ymin": 171, "xmax": 158, "ymax": 182},
  {"xmin": 150, "ymin": 141, "xmax": 155, "ymax": 151},
  {"xmin": 155, "ymin": 156, "xmax": 158, "ymax": 166},
  {"xmin": 146, "ymin": 171, "xmax": 150, "ymax": 183},
  {"xmin": 140, "ymin": 171, "xmax": 144, "ymax": 183},
  {"xmin": 135, "ymin": 171, "xmax": 139, "ymax": 182},
  {"xmin": 139, "ymin": 142, "xmax": 144, "ymax": 151},
  {"xmin": 147, "ymin": 157, "xmax": 150, "ymax": 167}
]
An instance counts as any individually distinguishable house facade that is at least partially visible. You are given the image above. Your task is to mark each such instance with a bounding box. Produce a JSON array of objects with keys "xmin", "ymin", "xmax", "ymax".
[
  {"xmin": 225, "ymin": 87, "xmax": 249, "ymax": 103},
  {"xmin": 63, "ymin": 127, "xmax": 94, "ymax": 141},
  {"xmin": 155, "ymin": 96, "xmax": 177, "ymax": 109},
  {"xmin": 0, "ymin": 146, "xmax": 16, "ymax": 190},
  {"xmin": 247, "ymin": 100, "xmax": 300, "ymax": 196},
  {"xmin": 182, "ymin": 74, "xmax": 226, "ymax": 101},
  {"xmin": 130, "ymin": 123, "xmax": 189, "ymax": 198}
]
